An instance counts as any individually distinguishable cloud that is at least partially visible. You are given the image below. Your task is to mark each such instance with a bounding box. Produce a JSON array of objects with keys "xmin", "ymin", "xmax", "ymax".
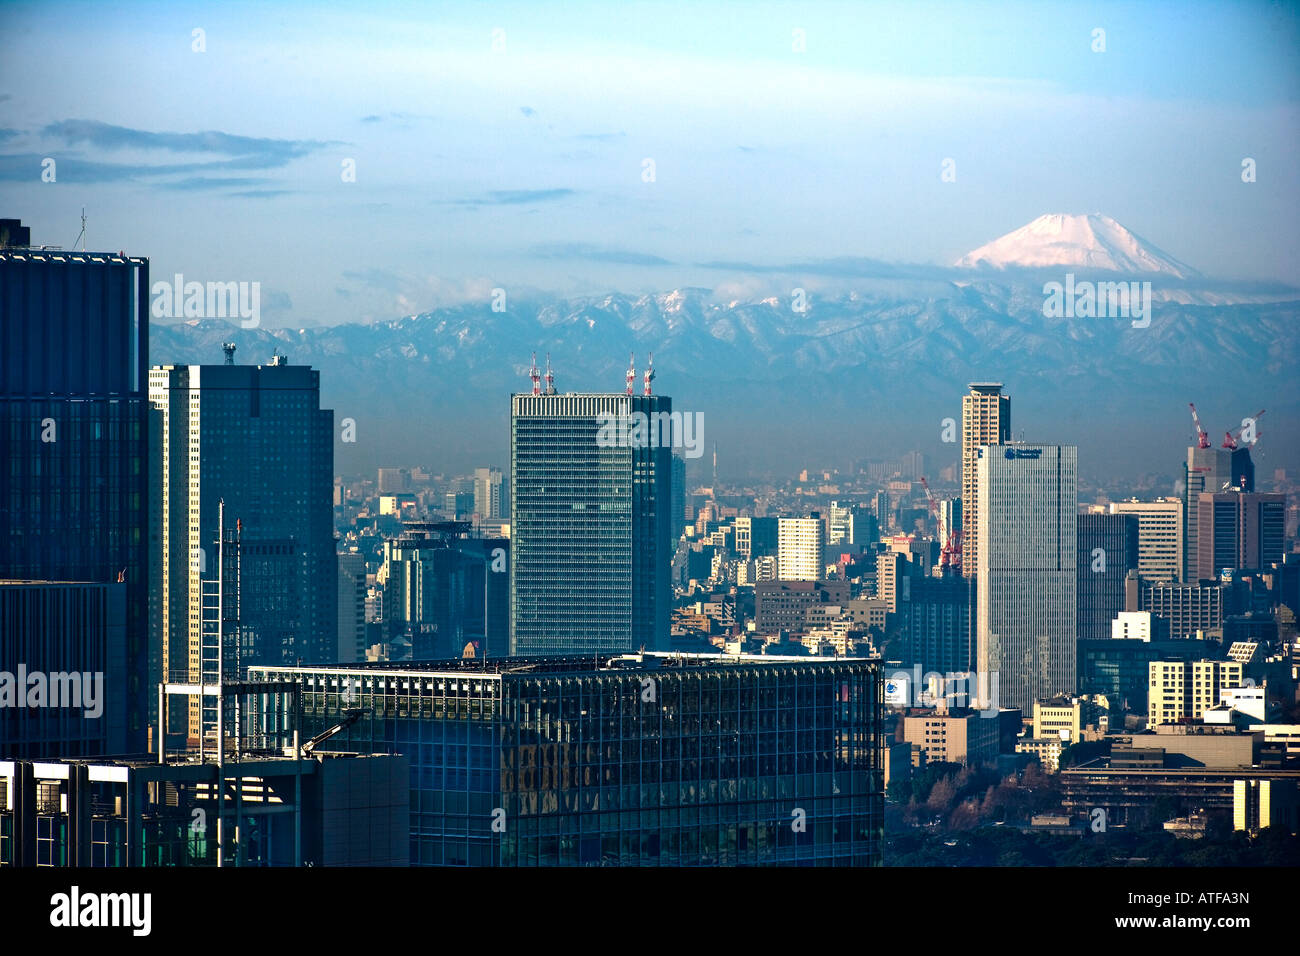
[
  {"xmin": 573, "ymin": 131, "xmax": 626, "ymax": 142},
  {"xmin": 520, "ymin": 106, "xmax": 537, "ymax": 117},
  {"xmin": 441, "ymin": 188, "xmax": 577, "ymax": 207},
  {"xmin": 534, "ymin": 242, "xmax": 673, "ymax": 266},
  {"xmin": 0, "ymin": 128, "xmax": 19, "ymax": 144},
  {"xmin": 43, "ymin": 120, "xmax": 332, "ymax": 167}
]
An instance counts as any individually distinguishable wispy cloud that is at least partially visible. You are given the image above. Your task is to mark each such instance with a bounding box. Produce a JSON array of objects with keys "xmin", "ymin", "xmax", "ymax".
[
  {"xmin": 534, "ymin": 242, "xmax": 673, "ymax": 266},
  {"xmin": 43, "ymin": 120, "xmax": 331, "ymax": 167},
  {"xmin": 520, "ymin": 106, "xmax": 537, "ymax": 118},
  {"xmin": 441, "ymin": 188, "xmax": 577, "ymax": 207}
]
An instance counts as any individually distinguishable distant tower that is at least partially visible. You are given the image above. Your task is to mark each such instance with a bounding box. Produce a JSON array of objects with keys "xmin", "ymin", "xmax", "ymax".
[
  {"xmin": 529, "ymin": 352, "xmax": 541, "ymax": 396},
  {"xmin": 544, "ymin": 353, "xmax": 555, "ymax": 395},
  {"xmin": 626, "ymin": 353, "xmax": 636, "ymax": 396},
  {"xmin": 712, "ymin": 443, "xmax": 718, "ymax": 483},
  {"xmin": 643, "ymin": 351, "xmax": 655, "ymax": 396},
  {"xmin": 222, "ymin": 342, "xmax": 237, "ymax": 366}
]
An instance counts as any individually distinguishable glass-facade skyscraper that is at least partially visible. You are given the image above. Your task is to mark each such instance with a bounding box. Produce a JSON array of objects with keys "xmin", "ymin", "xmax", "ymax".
[
  {"xmin": 0, "ymin": 241, "xmax": 151, "ymax": 751},
  {"xmin": 976, "ymin": 443, "xmax": 1078, "ymax": 712},
  {"xmin": 509, "ymin": 392, "xmax": 671, "ymax": 655},
  {"xmin": 150, "ymin": 357, "xmax": 335, "ymax": 743},
  {"xmin": 251, "ymin": 652, "xmax": 883, "ymax": 867}
]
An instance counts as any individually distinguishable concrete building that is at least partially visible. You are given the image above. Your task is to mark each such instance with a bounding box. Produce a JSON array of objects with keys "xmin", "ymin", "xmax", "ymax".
[
  {"xmin": 337, "ymin": 551, "xmax": 367, "ymax": 663},
  {"xmin": 961, "ymin": 383, "xmax": 1011, "ymax": 578},
  {"xmin": 1130, "ymin": 574, "xmax": 1225, "ymax": 639},
  {"xmin": 1109, "ymin": 499, "xmax": 1183, "ymax": 582},
  {"xmin": 472, "ymin": 466, "xmax": 504, "ymax": 519},
  {"xmin": 1111, "ymin": 611, "xmax": 1169, "ymax": 641},
  {"xmin": 509, "ymin": 391, "xmax": 672, "ymax": 656},
  {"xmin": 755, "ymin": 580, "xmax": 850, "ymax": 633},
  {"xmin": 1148, "ymin": 659, "xmax": 1245, "ymax": 726},
  {"xmin": 976, "ymin": 443, "xmax": 1077, "ymax": 712},
  {"xmin": 900, "ymin": 709, "xmax": 1000, "ymax": 768},
  {"xmin": 777, "ymin": 515, "xmax": 826, "ymax": 582}
]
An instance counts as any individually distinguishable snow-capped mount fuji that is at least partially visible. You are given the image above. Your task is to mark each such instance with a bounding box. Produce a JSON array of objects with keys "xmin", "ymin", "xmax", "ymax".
[{"xmin": 955, "ymin": 213, "xmax": 1200, "ymax": 278}]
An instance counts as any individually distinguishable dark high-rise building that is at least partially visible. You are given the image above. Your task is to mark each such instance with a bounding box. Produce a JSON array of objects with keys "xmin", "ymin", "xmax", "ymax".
[
  {"xmin": 149, "ymin": 356, "xmax": 335, "ymax": 739},
  {"xmin": 510, "ymin": 391, "xmax": 671, "ymax": 655},
  {"xmin": 1195, "ymin": 491, "xmax": 1286, "ymax": 582},
  {"xmin": 384, "ymin": 522, "xmax": 509, "ymax": 659},
  {"xmin": 252, "ymin": 652, "xmax": 884, "ymax": 867},
  {"xmin": 901, "ymin": 575, "xmax": 976, "ymax": 675},
  {"xmin": 0, "ymin": 236, "xmax": 150, "ymax": 751},
  {"xmin": 671, "ymin": 453, "xmax": 686, "ymax": 542},
  {"xmin": 0, "ymin": 581, "xmax": 129, "ymax": 758},
  {"xmin": 1184, "ymin": 445, "xmax": 1254, "ymax": 582},
  {"xmin": 1077, "ymin": 513, "xmax": 1139, "ymax": 642}
]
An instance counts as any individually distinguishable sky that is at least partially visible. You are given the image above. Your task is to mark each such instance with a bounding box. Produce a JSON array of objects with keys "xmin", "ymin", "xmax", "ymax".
[{"xmin": 1, "ymin": 0, "xmax": 1298, "ymax": 328}]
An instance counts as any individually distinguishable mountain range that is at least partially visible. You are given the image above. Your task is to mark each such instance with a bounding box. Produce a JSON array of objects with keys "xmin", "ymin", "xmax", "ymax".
[{"xmin": 150, "ymin": 215, "xmax": 1300, "ymax": 484}]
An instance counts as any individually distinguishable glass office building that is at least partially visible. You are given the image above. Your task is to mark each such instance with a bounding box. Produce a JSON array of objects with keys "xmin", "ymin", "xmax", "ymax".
[
  {"xmin": 0, "ymin": 243, "xmax": 151, "ymax": 750},
  {"xmin": 251, "ymin": 652, "xmax": 883, "ymax": 866},
  {"xmin": 510, "ymin": 392, "xmax": 672, "ymax": 656},
  {"xmin": 976, "ymin": 443, "xmax": 1078, "ymax": 712}
]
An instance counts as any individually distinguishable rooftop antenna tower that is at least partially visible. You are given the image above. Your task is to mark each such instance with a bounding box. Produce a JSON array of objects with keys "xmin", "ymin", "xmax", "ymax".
[
  {"xmin": 73, "ymin": 207, "xmax": 86, "ymax": 252},
  {"xmin": 222, "ymin": 342, "xmax": 237, "ymax": 365},
  {"xmin": 529, "ymin": 352, "xmax": 541, "ymax": 395},
  {"xmin": 626, "ymin": 352, "xmax": 636, "ymax": 396},
  {"xmin": 544, "ymin": 353, "xmax": 555, "ymax": 394},
  {"xmin": 643, "ymin": 351, "xmax": 655, "ymax": 396}
]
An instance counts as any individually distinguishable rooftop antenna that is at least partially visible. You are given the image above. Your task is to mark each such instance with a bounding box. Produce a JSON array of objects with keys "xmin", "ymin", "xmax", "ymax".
[
  {"xmin": 73, "ymin": 207, "xmax": 86, "ymax": 252},
  {"xmin": 544, "ymin": 353, "xmax": 555, "ymax": 394},
  {"xmin": 626, "ymin": 352, "xmax": 636, "ymax": 396},
  {"xmin": 222, "ymin": 342, "xmax": 237, "ymax": 366},
  {"xmin": 529, "ymin": 352, "xmax": 541, "ymax": 395},
  {"xmin": 643, "ymin": 351, "xmax": 655, "ymax": 396}
]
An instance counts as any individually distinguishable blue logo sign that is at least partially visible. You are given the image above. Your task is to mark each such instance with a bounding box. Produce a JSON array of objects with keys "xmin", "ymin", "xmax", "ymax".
[{"xmin": 1004, "ymin": 448, "xmax": 1043, "ymax": 460}]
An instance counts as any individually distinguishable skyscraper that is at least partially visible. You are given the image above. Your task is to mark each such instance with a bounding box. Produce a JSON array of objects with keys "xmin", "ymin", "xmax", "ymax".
[
  {"xmin": 0, "ymin": 234, "xmax": 151, "ymax": 751},
  {"xmin": 1195, "ymin": 491, "xmax": 1286, "ymax": 581},
  {"xmin": 976, "ymin": 443, "xmax": 1077, "ymax": 712},
  {"xmin": 150, "ymin": 354, "xmax": 336, "ymax": 742},
  {"xmin": 472, "ymin": 466, "xmax": 504, "ymax": 519},
  {"xmin": 1184, "ymin": 445, "xmax": 1254, "ymax": 581},
  {"xmin": 1076, "ymin": 513, "xmax": 1139, "ymax": 642},
  {"xmin": 509, "ymin": 390, "xmax": 671, "ymax": 655},
  {"xmin": 961, "ymin": 383, "xmax": 1011, "ymax": 578}
]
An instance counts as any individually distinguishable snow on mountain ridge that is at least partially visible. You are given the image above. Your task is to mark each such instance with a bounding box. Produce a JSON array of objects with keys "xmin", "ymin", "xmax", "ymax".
[{"xmin": 955, "ymin": 213, "xmax": 1200, "ymax": 279}]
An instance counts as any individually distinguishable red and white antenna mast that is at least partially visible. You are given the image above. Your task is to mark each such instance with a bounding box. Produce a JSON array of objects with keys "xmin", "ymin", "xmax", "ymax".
[
  {"xmin": 626, "ymin": 352, "xmax": 636, "ymax": 396},
  {"xmin": 529, "ymin": 352, "xmax": 541, "ymax": 395},
  {"xmin": 544, "ymin": 353, "xmax": 555, "ymax": 394},
  {"xmin": 644, "ymin": 351, "xmax": 655, "ymax": 396}
]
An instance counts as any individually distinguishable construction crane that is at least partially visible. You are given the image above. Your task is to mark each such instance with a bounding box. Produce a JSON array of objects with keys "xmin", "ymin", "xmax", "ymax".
[
  {"xmin": 920, "ymin": 477, "xmax": 962, "ymax": 573},
  {"xmin": 1223, "ymin": 409, "xmax": 1265, "ymax": 450},
  {"xmin": 1188, "ymin": 403, "xmax": 1211, "ymax": 449}
]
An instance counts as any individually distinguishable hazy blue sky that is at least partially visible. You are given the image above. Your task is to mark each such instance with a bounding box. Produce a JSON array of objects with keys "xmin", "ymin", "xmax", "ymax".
[{"xmin": 2, "ymin": 0, "xmax": 1297, "ymax": 327}]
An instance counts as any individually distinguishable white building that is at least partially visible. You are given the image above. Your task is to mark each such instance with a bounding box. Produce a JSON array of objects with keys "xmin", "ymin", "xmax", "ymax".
[
  {"xmin": 777, "ymin": 515, "xmax": 826, "ymax": 582},
  {"xmin": 1112, "ymin": 611, "xmax": 1157, "ymax": 641},
  {"xmin": 1108, "ymin": 498, "xmax": 1183, "ymax": 582}
]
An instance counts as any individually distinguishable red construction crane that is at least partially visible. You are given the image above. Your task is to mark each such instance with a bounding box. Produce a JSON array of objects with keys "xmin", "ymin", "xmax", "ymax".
[
  {"xmin": 1223, "ymin": 409, "xmax": 1265, "ymax": 450},
  {"xmin": 921, "ymin": 477, "xmax": 962, "ymax": 572},
  {"xmin": 1188, "ymin": 403, "xmax": 1210, "ymax": 449}
]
